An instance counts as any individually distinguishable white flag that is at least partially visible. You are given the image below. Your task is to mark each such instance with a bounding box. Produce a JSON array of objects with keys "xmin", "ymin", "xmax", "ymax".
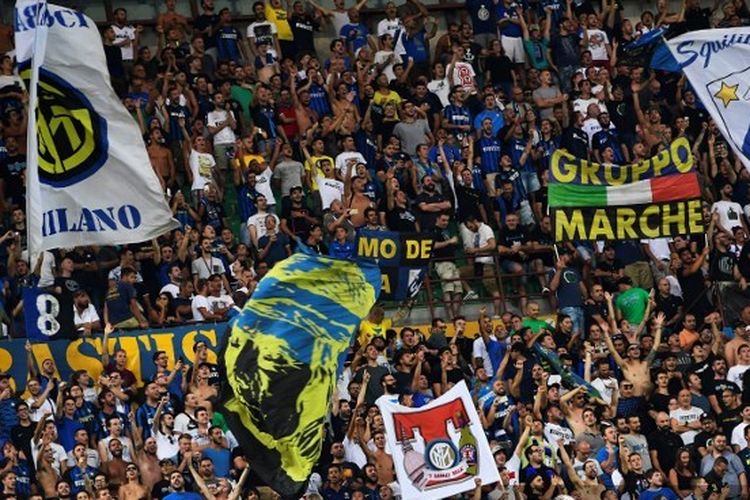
[
  {"xmin": 667, "ymin": 28, "xmax": 750, "ymax": 173},
  {"xmin": 15, "ymin": 0, "xmax": 177, "ymax": 257},
  {"xmin": 376, "ymin": 381, "xmax": 500, "ymax": 500}
]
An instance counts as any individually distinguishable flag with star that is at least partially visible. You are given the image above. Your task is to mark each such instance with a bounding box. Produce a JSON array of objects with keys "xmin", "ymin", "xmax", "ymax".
[{"xmin": 666, "ymin": 28, "xmax": 750, "ymax": 172}]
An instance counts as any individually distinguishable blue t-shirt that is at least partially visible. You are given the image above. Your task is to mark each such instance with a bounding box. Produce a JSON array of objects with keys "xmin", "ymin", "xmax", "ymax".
[
  {"xmin": 165, "ymin": 493, "xmax": 203, "ymax": 500},
  {"xmin": 105, "ymin": 282, "xmax": 137, "ymax": 325},
  {"xmin": 640, "ymin": 487, "xmax": 679, "ymax": 500},
  {"xmin": 56, "ymin": 416, "xmax": 84, "ymax": 452},
  {"xmin": 340, "ymin": 23, "xmax": 369, "ymax": 53},
  {"xmin": 548, "ymin": 266, "xmax": 584, "ymax": 307},
  {"xmin": 496, "ymin": 2, "xmax": 523, "ymax": 37},
  {"xmin": 466, "ymin": 0, "xmax": 496, "ymax": 34},
  {"xmin": 202, "ymin": 447, "xmax": 232, "ymax": 478},
  {"xmin": 329, "ymin": 240, "xmax": 355, "ymax": 259}
]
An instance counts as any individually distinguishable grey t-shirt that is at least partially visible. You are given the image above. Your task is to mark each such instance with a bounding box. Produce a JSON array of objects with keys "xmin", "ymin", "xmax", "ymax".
[
  {"xmin": 273, "ymin": 159, "xmax": 304, "ymax": 197},
  {"xmin": 532, "ymin": 85, "xmax": 561, "ymax": 120},
  {"xmin": 392, "ymin": 118, "xmax": 431, "ymax": 157}
]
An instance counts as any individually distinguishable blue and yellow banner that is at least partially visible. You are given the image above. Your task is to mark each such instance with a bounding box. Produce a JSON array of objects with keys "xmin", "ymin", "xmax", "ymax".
[
  {"xmin": 220, "ymin": 246, "xmax": 380, "ymax": 498},
  {"xmin": 3, "ymin": 323, "xmax": 226, "ymax": 392},
  {"xmin": 356, "ymin": 230, "xmax": 433, "ymax": 300}
]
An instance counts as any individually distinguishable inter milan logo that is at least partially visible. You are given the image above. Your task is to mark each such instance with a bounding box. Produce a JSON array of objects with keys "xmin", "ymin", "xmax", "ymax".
[{"xmin": 21, "ymin": 66, "xmax": 108, "ymax": 187}]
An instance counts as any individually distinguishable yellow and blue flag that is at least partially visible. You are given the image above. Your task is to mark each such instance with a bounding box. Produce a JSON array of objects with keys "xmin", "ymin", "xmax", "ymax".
[{"xmin": 219, "ymin": 245, "xmax": 380, "ymax": 498}]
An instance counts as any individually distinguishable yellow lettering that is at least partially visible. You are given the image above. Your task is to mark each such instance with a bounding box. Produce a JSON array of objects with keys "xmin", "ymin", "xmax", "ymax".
[
  {"xmin": 381, "ymin": 273, "xmax": 391, "ymax": 294},
  {"xmin": 603, "ymin": 163, "xmax": 628, "ymax": 185},
  {"xmin": 380, "ymin": 239, "xmax": 397, "ymax": 259},
  {"xmin": 180, "ymin": 328, "xmax": 219, "ymax": 365},
  {"xmin": 631, "ymin": 159, "xmax": 651, "ymax": 182},
  {"xmin": 687, "ymin": 199, "xmax": 704, "ymax": 233},
  {"xmin": 149, "ymin": 333, "xmax": 178, "ymax": 369},
  {"xmin": 617, "ymin": 208, "xmax": 639, "ymax": 239},
  {"xmin": 421, "ymin": 240, "xmax": 433, "ymax": 259},
  {"xmin": 31, "ymin": 343, "xmax": 61, "ymax": 380},
  {"xmin": 579, "ymin": 160, "xmax": 601, "ymax": 185},
  {"xmin": 550, "ymin": 151, "xmax": 577, "ymax": 183},
  {"xmin": 0, "ymin": 348, "xmax": 16, "ymax": 393},
  {"xmin": 66, "ymin": 339, "xmax": 104, "ymax": 382},
  {"xmin": 358, "ymin": 237, "xmax": 378, "ymax": 257},
  {"xmin": 639, "ymin": 205, "xmax": 661, "ymax": 238},
  {"xmin": 651, "ymin": 150, "xmax": 671, "ymax": 177},
  {"xmin": 662, "ymin": 202, "xmax": 687, "ymax": 235},
  {"xmin": 119, "ymin": 336, "xmax": 143, "ymax": 387},
  {"xmin": 554, "ymin": 209, "xmax": 586, "ymax": 241},
  {"xmin": 405, "ymin": 240, "xmax": 419, "ymax": 259},
  {"xmin": 671, "ymin": 137, "xmax": 694, "ymax": 173},
  {"xmin": 589, "ymin": 210, "xmax": 615, "ymax": 240}
]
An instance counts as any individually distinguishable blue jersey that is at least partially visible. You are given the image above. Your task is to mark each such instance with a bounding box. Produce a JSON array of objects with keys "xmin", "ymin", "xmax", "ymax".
[
  {"xmin": 402, "ymin": 30, "xmax": 429, "ymax": 64},
  {"xmin": 67, "ymin": 465, "xmax": 99, "ymax": 494},
  {"xmin": 476, "ymin": 136, "xmax": 502, "ymax": 175},
  {"xmin": 507, "ymin": 138, "xmax": 533, "ymax": 172},
  {"xmin": 308, "ymin": 83, "xmax": 332, "ymax": 117},
  {"xmin": 471, "ymin": 163, "xmax": 486, "ymax": 194},
  {"xmin": 340, "ymin": 23, "xmax": 369, "ymax": 53},
  {"xmin": 13, "ymin": 460, "xmax": 31, "ymax": 497},
  {"xmin": 592, "ymin": 128, "xmax": 625, "ymax": 163},
  {"xmin": 443, "ymin": 104, "xmax": 472, "ymax": 134},
  {"xmin": 496, "ymin": 2, "xmax": 523, "ymax": 38},
  {"xmin": 215, "ymin": 25, "xmax": 243, "ymax": 63}
]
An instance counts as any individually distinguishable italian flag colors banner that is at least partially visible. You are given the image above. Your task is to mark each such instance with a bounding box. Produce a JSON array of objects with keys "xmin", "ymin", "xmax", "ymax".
[
  {"xmin": 548, "ymin": 171, "xmax": 701, "ymax": 207},
  {"xmin": 549, "ymin": 138, "xmax": 705, "ymax": 241}
]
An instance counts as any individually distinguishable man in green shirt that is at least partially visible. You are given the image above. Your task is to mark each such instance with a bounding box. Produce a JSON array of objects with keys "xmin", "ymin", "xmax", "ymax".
[
  {"xmin": 614, "ymin": 277, "xmax": 650, "ymax": 324},
  {"xmin": 522, "ymin": 302, "xmax": 552, "ymax": 333}
]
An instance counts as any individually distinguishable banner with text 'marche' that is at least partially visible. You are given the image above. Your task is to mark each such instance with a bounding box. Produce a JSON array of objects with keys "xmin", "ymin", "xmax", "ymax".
[
  {"xmin": 15, "ymin": 0, "xmax": 177, "ymax": 256},
  {"xmin": 549, "ymin": 139, "xmax": 704, "ymax": 241}
]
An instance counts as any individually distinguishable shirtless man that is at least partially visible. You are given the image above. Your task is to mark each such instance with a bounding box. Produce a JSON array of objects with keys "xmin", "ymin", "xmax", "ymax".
[
  {"xmin": 603, "ymin": 295, "xmax": 664, "ymax": 397},
  {"xmin": 558, "ymin": 439, "xmax": 606, "ymax": 500},
  {"xmin": 724, "ymin": 322, "xmax": 750, "ymax": 367},
  {"xmin": 560, "ymin": 386, "xmax": 588, "ymax": 436},
  {"xmin": 134, "ymin": 436, "xmax": 161, "ymax": 491},
  {"xmin": 344, "ymin": 165, "xmax": 375, "ymax": 228},
  {"xmin": 357, "ymin": 429, "xmax": 394, "ymax": 485},
  {"xmin": 147, "ymin": 128, "xmax": 176, "ymax": 191},
  {"xmin": 156, "ymin": 0, "xmax": 188, "ymax": 41}
]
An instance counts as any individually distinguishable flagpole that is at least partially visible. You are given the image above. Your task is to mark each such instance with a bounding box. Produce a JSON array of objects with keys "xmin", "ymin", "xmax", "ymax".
[{"xmin": 25, "ymin": 0, "xmax": 48, "ymax": 268}]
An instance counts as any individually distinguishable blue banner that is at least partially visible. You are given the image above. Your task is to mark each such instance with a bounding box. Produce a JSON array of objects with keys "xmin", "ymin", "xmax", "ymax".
[
  {"xmin": 356, "ymin": 230, "xmax": 433, "ymax": 300},
  {"xmin": 23, "ymin": 287, "xmax": 75, "ymax": 342},
  {"xmin": 2, "ymin": 322, "xmax": 227, "ymax": 392}
]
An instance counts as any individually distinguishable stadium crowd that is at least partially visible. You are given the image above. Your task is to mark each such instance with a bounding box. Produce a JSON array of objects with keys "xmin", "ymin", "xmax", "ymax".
[{"xmin": 0, "ymin": 0, "xmax": 748, "ymax": 497}]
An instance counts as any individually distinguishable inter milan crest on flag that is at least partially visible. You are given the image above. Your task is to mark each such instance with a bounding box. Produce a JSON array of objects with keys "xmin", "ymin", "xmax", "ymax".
[{"xmin": 377, "ymin": 382, "xmax": 499, "ymax": 500}]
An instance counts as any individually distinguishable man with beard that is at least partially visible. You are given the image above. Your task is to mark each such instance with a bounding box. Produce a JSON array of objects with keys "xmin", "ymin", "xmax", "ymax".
[
  {"xmin": 709, "ymin": 357, "xmax": 741, "ymax": 416},
  {"xmin": 101, "ymin": 439, "xmax": 128, "ymax": 492},
  {"xmin": 700, "ymin": 433, "xmax": 748, "ymax": 499},
  {"xmin": 151, "ymin": 459, "xmax": 177, "ymax": 500},
  {"xmin": 163, "ymin": 470, "xmax": 201, "ymax": 500},
  {"xmin": 414, "ymin": 175, "xmax": 451, "ymax": 231},
  {"xmin": 132, "ymin": 435, "xmax": 162, "ymax": 492},
  {"xmin": 648, "ymin": 412, "xmax": 683, "ymax": 476}
]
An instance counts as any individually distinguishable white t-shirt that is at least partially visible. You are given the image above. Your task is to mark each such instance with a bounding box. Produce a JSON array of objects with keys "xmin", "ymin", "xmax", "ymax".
[
  {"xmin": 460, "ymin": 222, "xmax": 495, "ymax": 265},
  {"xmin": 641, "ymin": 238, "xmax": 672, "ymax": 261},
  {"xmin": 448, "ymin": 62, "xmax": 476, "ymax": 91},
  {"xmin": 573, "ymin": 96, "xmax": 604, "ymax": 116},
  {"xmin": 246, "ymin": 21, "xmax": 277, "ymax": 42},
  {"xmin": 472, "ymin": 334, "xmax": 498, "ymax": 376},
  {"xmin": 544, "ymin": 422, "xmax": 575, "ymax": 446},
  {"xmin": 189, "ymin": 150, "xmax": 215, "ymax": 191},
  {"xmin": 728, "ymin": 363, "xmax": 750, "ymax": 390},
  {"xmin": 155, "ymin": 429, "xmax": 181, "ymax": 460},
  {"xmin": 112, "ymin": 24, "xmax": 136, "ymax": 61},
  {"xmin": 582, "ymin": 118, "xmax": 611, "ymax": 147},
  {"xmin": 712, "ymin": 200, "xmax": 745, "ymax": 232},
  {"xmin": 586, "ymin": 28, "xmax": 610, "ymax": 61},
  {"xmin": 207, "ymin": 294, "xmax": 235, "ymax": 314},
  {"xmin": 73, "ymin": 304, "xmax": 100, "ymax": 327},
  {"xmin": 191, "ymin": 256, "xmax": 226, "ymax": 280},
  {"xmin": 342, "ymin": 435, "xmax": 368, "ymax": 468},
  {"xmin": 590, "ymin": 377, "xmax": 618, "ymax": 405},
  {"xmin": 160, "ymin": 283, "xmax": 180, "ymax": 298},
  {"xmin": 373, "ymin": 50, "xmax": 401, "ymax": 82},
  {"xmin": 191, "ymin": 294, "xmax": 212, "ymax": 321},
  {"xmin": 31, "ymin": 440, "xmax": 67, "ymax": 474},
  {"xmin": 335, "ymin": 151, "xmax": 367, "ymax": 178},
  {"xmin": 669, "ymin": 406, "xmax": 704, "ymax": 445},
  {"xmin": 377, "ymin": 17, "xmax": 402, "ymax": 37},
  {"xmin": 732, "ymin": 422, "xmax": 750, "ymax": 450},
  {"xmin": 255, "ymin": 166, "xmax": 275, "ymax": 206},
  {"xmin": 247, "ymin": 212, "xmax": 279, "ymax": 245},
  {"xmin": 428, "ymin": 77, "xmax": 451, "ymax": 107},
  {"xmin": 174, "ymin": 412, "xmax": 197, "ymax": 434},
  {"xmin": 317, "ymin": 176, "xmax": 345, "ymax": 211},
  {"xmin": 206, "ymin": 109, "xmax": 236, "ymax": 146},
  {"xmin": 27, "ymin": 397, "xmax": 56, "ymax": 423}
]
